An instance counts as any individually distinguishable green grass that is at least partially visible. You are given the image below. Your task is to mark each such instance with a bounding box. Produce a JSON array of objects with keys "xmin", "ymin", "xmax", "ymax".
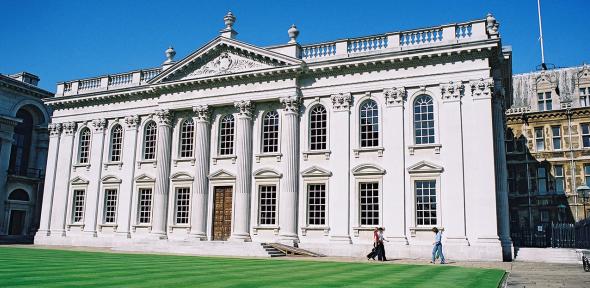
[{"xmin": 0, "ymin": 246, "xmax": 504, "ymax": 287}]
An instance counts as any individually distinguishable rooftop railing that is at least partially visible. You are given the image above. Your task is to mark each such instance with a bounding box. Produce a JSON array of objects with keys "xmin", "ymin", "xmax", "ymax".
[
  {"xmin": 300, "ymin": 19, "xmax": 490, "ymax": 61},
  {"xmin": 57, "ymin": 68, "xmax": 161, "ymax": 96}
]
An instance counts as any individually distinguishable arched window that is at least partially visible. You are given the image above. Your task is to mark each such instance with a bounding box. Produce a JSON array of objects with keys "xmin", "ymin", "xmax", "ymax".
[
  {"xmin": 219, "ymin": 115, "xmax": 235, "ymax": 155},
  {"xmin": 261, "ymin": 111, "xmax": 279, "ymax": 153},
  {"xmin": 309, "ymin": 105, "xmax": 327, "ymax": 151},
  {"xmin": 110, "ymin": 124, "xmax": 123, "ymax": 162},
  {"xmin": 359, "ymin": 100, "xmax": 379, "ymax": 147},
  {"xmin": 413, "ymin": 95, "xmax": 435, "ymax": 144},
  {"xmin": 143, "ymin": 121, "xmax": 157, "ymax": 160},
  {"xmin": 179, "ymin": 118, "xmax": 195, "ymax": 158},
  {"xmin": 8, "ymin": 189, "xmax": 29, "ymax": 201},
  {"xmin": 9, "ymin": 109, "xmax": 34, "ymax": 175},
  {"xmin": 78, "ymin": 127, "xmax": 91, "ymax": 164}
]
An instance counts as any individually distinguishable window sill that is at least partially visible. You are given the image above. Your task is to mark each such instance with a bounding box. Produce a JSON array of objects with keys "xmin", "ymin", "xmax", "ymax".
[
  {"xmin": 168, "ymin": 225, "xmax": 191, "ymax": 233},
  {"xmin": 136, "ymin": 160, "xmax": 156, "ymax": 168},
  {"xmin": 98, "ymin": 224, "xmax": 118, "ymax": 232},
  {"xmin": 72, "ymin": 163, "xmax": 90, "ymax": 172},
  {"xmin": 353, "ymin": 226, "xmax": 379, "ymax": 237},
  {"xmin": 353, "ymin": 147, "xmax": 384, "ymax": 158},
  {"xmin": 252, "ymin": 225, "xmax": 279, "ymax": 235},
  {"xmin": 103, "ymin": 161, "xmax": 123, "ymax": 170},
  {"xmin": 212, "ymin": 155, "xmax": 236, "ymax": 165},
  {"xmin": 255, "ymin": 152, "xmax": 282, "ymax": 163},
  {"xmin": 173, "ymin": 158, "xmax": 195, "ymax": 167},
  {"xmin": 132, "ymin": 224, "xmax": 152, "ymax": 232},
  {"xmin": 409, "ymin": 226, "xmax": 443, "ymax": 237},
  {"xmin": 301, "ymin": 226, "xmax": 330, "ymax": 236},
  {"xmin": 408, "ymin": 144, "xmax": 441, "ymax": 155},
  {"xmin": 67, "ymin": 223, "xmax": 85, "ymax": 231},
  {"xmin": 302, "ymin": 150, "xmax": 331, "ymax": 161}
]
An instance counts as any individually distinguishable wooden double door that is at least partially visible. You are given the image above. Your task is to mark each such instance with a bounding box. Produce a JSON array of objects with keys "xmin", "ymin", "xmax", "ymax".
[{"xmin": 212, "ymin": 186, "xmax": 233, "ymax": 241}]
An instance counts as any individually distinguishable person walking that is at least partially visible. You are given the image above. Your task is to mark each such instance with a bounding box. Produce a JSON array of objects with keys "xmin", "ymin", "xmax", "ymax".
[
  {"xmin": 367, "ymin": 227, "xmax": 379, "ymax": 260},
  {"xmin": 431, "ymin": 227, "xmax": 446, "ymax": 264},
  {"xmin": 377, "ymin": 227, "xmax": 388, "ymax": 261}
]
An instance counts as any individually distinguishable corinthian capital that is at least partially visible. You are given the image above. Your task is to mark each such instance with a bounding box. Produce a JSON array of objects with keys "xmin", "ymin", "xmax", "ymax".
[
  {"xmin": 280, "ymin": 95, "xmax": 301, "ymax": 114},
  {"xmin": 193, "ymin": 105, "xmax": 211, "ymax": 122},
  {"xmin": 234, "ymin": 100, "xmax": 254, "ymax": 118},
  {"xmin": 383, "ymin": 87, "xmax": 406, "ymax": 107},
  {"xmin": 155, "ymin": 109, "xmax": 174, "ymax": 126},
  {"xmin": 331, "ymin": 92, "xmax": 352, "ymax": 111},
  {"xmin": 124, "ymin": 115, "xmax": 140, "ymax": 129},
  {"xmin": 62, "ymin": 122, "xmax": 77, "ymax": 136},
  {"xmin": 470, "ymin": 78, "xmax": 494, "ymax": 98},
  {"xmin": 48, "ymin": 123, "xmax": 62, "ymax": 137},
  {"xmin": 440, "ymin": 81, "xmax": 465, "ymax": 101},
  {"xmin": 91, "ymin": 118, "xmax": 107, "ymax": 132}
]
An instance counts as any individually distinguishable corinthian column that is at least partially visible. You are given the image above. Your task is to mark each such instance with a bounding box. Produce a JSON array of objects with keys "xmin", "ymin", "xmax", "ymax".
[
  {"xmin": 37, "ymin": 123, "xmax": 62, "ymax": 237},
  {"xmin": 84, "ymin": 118, "xmax": 107, "ymax": 237},
  {"xmin": 278, "ymin": 95, "xmax": 301, "ymax": 244},
  {"xmin": 190, "ymin": 105, "xmax": 211, "ymax": 240},
  {"xmin": 151, "ymin": 109, "xmax": 174, "ymax": 238},
  {"xmin": 231, "ymin": 100, "xmax": 254, "ymax": 242},
  {"xmin": 50, "ymin": 122, "xmax": 76, "ymax": 236},
  {"xmin": 117, "ymin": 115, "xmax": 140, "ymax": 238}
]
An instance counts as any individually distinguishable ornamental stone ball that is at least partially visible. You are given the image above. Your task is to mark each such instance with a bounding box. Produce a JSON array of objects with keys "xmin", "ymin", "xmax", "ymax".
[
  {"xmin": 288, "ymin": 24, "xmax": 299, "ymax": 44},
  {"xmin": 224, "ymin": 11, "xmax": 236, "ymax": 29},
  {"xmin": 164, "ymin": 46, "xmax": 176, "ymax": 64}
]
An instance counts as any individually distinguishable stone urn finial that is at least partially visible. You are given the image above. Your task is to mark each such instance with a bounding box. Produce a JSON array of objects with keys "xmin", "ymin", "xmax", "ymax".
[
  {"xmin": 224, "ymin": 11, "xmax": 236, "ymax": 30},
  {"xmin": 486, "ymin": 13, "xmax": 499, "ymax": 38},
  {"xmin": 288, "ymin": 24, "xmax": 299, "ymax": 44},
  {"xmin": 164, "ymin": 46, "xmax": 176, "ymax": 64}
]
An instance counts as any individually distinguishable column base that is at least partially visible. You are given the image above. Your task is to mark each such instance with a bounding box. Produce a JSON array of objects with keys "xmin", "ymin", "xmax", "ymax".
[
  {"xmin": 329, "ymin": 235, "xmax": 352, "ymax": 243},
  {"xmin": 229, "ymin": 233, "xmax": 251, "ymax": 242}
]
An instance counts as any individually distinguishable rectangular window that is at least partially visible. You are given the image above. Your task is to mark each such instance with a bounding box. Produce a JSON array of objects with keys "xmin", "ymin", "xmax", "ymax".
[
  {"xmin": 537, "ymin": 167, "xmax": 547, "ymax": 195},
  {"xmin": 581, "ymin": 88, "xmax": 589, "ymax": 107},
  {"xmin": 535, "ymin": 127, "xmax": 544, "ymax": 151},
  {"xmin": 174, "ymin": 187, "xmax": 190, "ymax": 224},
  {"xmin": 307, "ymin": 184, "xmax": 326, "ymax": 226},
  {"xmin": 582, "ymin": 124, "xmax": 590, "ymax": 148},
  {"xmin": 360, "ymin": 182, "xmax": 379, "ymax": 226},
  {"xmin": 415, "ymin": 180, "xmax": 437, "ymax": 226},
  {"xmin": 72, "ymin": 189, "xmax": 86, "ymax": 223},
  {"xmin": 537, "ymin": 92, "xmax": 552, "ymax": 111},
  {"xmin": 138, "ymin": 188, "xmax": 153, "ymax": 224},
  {"xmin": 103, "ymin": 189, "xmax": 118, "ymax": 224},
  {"xmin": 505, "ymin": 131, "xmax": 515, "ymax": 153},
  {"xmin": 551, "ymin": 126, "xmax": 561, "ymax": 150},
  {"xmin": 259, "ymin": 185, "xmax": 277, "ymax": 225},
  {"xmin": 554, "ymin": 165, "xmax": 564, "ymax": 194},
  {"xmin": 585, "ymin": 164, "xmax": 590, "ymax": 187}
]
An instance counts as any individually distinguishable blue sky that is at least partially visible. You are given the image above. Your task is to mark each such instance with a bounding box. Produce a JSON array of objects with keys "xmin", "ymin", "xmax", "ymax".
[{"xmin": 1, "ymin": 0, "xmax": 588, "ymax": 92}]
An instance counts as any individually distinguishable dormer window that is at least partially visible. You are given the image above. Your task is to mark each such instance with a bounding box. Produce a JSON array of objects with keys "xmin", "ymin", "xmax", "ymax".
[
  {"xmin": 581, "ymin": 87, "xmax": 589, "ymax": 107},
  {"xmin": 537, "ymin": 92, "xmax": 552, "ymax": 111}
]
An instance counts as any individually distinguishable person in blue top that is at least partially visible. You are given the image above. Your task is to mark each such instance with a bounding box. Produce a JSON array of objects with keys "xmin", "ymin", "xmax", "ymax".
[{"xmin": 431, "ymin": 227, "xmax": 446, "ymax": 264}]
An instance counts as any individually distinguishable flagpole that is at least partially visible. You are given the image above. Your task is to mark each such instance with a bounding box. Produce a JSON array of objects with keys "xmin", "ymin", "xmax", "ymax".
[{"xmin": 537, "ymin": 0, "xmax": 546, "ymax": 67}]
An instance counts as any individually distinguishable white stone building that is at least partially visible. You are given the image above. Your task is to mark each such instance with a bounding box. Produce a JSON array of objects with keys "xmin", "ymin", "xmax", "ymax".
[
  {"xmin": 0, "ymin": 72, "xmax": 52, "ymax": 241},
  {"xmin": 36, "ymin": 12, "xmax": 513, "ymax": 261}
]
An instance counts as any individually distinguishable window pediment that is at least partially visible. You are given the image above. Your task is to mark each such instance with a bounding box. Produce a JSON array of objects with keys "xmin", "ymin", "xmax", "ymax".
[
  {"xmin": 407, "ymin": 161, "xmax": 444, "ymax": 174},
  {"xmin": 101, "ymin": 175, "xmax": 122, "ymax": 184},
  {"xmin": 253, "ymin": 168, "xmax": 282, "ymax": 179},
  {"xmin": 351, "ymin": 164, "xmax": 386, "ymax": 176},
  {"xmin": 135, "ymin": 174, "xmax": 155, "ymax": 183},
  {"xmin": 70, "ymin": 176, "xmax": 89, "ymax": 185},
  {"xmin": 208, "ymin": 169, "xmax": 236, "ymax": 180},
  {"xmin": 301, "ymin": 166, "xmax": 332, "ymax": 178},
  {"xmin": 170, "ymin": 172, "xmax": 194, "ymax": 182}
]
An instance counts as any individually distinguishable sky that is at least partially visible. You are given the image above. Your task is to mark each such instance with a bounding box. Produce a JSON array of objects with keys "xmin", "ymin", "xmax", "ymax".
[{"xmin": 1, "ymin": 0, "xmax": 588, "ymax": 92}]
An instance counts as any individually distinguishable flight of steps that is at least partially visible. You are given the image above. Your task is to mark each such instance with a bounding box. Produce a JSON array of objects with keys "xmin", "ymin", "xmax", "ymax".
[
  {"xmin": 514, "ymin": 248, "xmax": 581, "ymax": 264},
  {"xmin": 261, "ymin": 243, "xmax": 286, "ymax": 257}
]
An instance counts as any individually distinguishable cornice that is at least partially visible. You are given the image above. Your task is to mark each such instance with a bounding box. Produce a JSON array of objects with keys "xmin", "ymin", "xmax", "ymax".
[
  {"xmin": 44, "ymin": 86, "xmax": 156, "ymax": 108},
  {"xmin": 0, "ymin": 74, "xmax": 53, "ymax": 99}
]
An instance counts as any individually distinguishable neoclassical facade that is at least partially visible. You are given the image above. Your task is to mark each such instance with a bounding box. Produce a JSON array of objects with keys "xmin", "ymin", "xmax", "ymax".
[
  {"xmin": 0, "ymin": 72, "xmax": 52, "ymax": 241},
  {"xmin": 36, "ymin": 13, "xmax": 513, "ymax": 260}
]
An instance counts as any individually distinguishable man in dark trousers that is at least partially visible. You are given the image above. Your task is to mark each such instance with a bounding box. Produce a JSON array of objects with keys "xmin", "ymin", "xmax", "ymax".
[
  {"xmin": 367, "ymin": 227, "xmax": 379, "ymax": 260},
  {"xmin": 377, "ymin": 227, "xmax": 388, "ymax": 261}
]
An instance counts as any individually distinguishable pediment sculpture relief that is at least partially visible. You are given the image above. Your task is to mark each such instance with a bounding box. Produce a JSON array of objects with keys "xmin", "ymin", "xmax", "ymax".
[{"xmin": 181, "ymin": 51, "xmax": 273, "ymax": 80}]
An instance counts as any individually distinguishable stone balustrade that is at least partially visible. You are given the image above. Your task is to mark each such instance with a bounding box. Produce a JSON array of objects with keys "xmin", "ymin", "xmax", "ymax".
[
  {"xmin": 56, "ymin": 68, "xmax": 161, "ymax": 96},
  {"xmin": 300, "ymin": 18, "xmax": 489, "ymax": 61}
]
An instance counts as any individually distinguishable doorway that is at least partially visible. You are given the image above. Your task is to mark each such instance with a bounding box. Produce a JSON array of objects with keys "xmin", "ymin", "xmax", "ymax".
[
  {"xmin": 212, "ymin": 186, "xmax": 233, "ymax": 241},
  {"xmin": 8, "ymin": 210, "xmax": 26, "ymax": 235}
]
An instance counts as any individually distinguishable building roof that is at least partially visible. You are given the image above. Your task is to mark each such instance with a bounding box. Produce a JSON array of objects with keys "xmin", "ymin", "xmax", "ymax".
[{"xmin": 0, "ymin": 73, "xmax": 53, "ymax": 99}]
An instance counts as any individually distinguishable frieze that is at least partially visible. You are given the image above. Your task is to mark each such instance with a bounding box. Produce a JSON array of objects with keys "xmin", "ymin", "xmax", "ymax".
[{"xmin": 180, "ymin": 51, "xmax": 274, "ymax": 81}]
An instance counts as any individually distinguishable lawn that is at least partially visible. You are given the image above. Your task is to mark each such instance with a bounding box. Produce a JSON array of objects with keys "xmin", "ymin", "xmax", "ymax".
[{"xmin": 0, "ymin": 247, "xmax": 504, "ymax": 287}]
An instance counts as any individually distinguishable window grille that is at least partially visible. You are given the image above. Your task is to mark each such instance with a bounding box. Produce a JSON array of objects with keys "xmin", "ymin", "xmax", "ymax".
[
  {"xmin": 307, "ymin": 184, "xmax": 326, "ymax": 225},
  {"xmin": 78, "ymin": 128, "xmax": 91, "ymax": 164},
  {"xmin": 219, "ymin": 115, "xmax": 235, "ymax": 155},
  {"xmin": 138, "ymin": 188, "xmax": 153, "ymax": 224},
  {"xmin": 415, "ymin": 180, "xmax": 436, "ymax": 226},
  {"xmin": 179, "ymin": 119, "xmax": 195, "ymax": 158},
  {"xmin": 110, "ymin": 125, "xmax": 123, "ymax": 162},
  {"xmin": 143, "ymin": 122, "xmax": 157, "ymax": 160},
  {"xmin": 258, "ymin": 185, "xmax": 277, "ymax": 225},
  {"xmin": 72, "ymin": 189, "xmax": 86, "ymax": 223},
  {"xmin": 360, "ymin": 182, "xmax": 379, "ymax": 226},
  {"xmin": 413, "ymin": 95, "xmax": 435, "ymax": 144},
  {"xmin": 175, "ymin": 187, "xmax": 190, "ymax": 224},
  {"xmin": 103, "ymin": 189, "xmax": 118, "ymax": 224},
  {"xmin": 261, "ymin": 111, "xmax": 279, "ymax": 153},
  {"xmin": 359, "ymin": 100, "xmax": 379, "ymax": 147},
  {"xmin": 309, "ymin": 105, "xmax": 327, "ymax": 150}
]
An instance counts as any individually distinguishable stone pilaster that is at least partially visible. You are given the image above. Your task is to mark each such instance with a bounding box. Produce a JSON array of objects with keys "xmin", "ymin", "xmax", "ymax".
[
  {"xmin": 329, "ymin": 93, "xmax": 352, "ymax": 243},
  {"xmin": 190, "ymin": 105, "xmax": 211, "ymax": 240},
  {"xmin": 231, "ymin": 100, "xmax": 254, "ymax": 241},
  {"xmin": 278, "ymin": 95, "xmax": 301, "ymax": 243},
  {"xmin": 151, "ymin": 110, "xmax": 173, "ymax": 238},
  {"xmin": 49, "ymin": 122, "xmax": 77, "ymax": 236},
  {"xmin": 83, "ymin": 119, "xmax": 107, "ymax": 236},
  {"xmin": 116, "ymin": 115, "xmax": 140, "ymax": 238},
  {"xmin": 37, "ymin": 123, "xmax": 62, "ymax": 237}
]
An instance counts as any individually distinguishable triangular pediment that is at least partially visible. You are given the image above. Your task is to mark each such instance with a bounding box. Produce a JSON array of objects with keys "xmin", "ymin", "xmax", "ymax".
[
  {"xmin": 407, "ymin": 161, "xmax": 444, "ymax": 174},
  {"xmin": 301, "ymin": 166, "xmax": 332, "ymax": 178},
  {"xmin": 208, "ymin": 169, "xmax": 236, "ymax": 180},
  {"xmin": 170, "ymin": 172, "xmax": 194, "ymax": 182},
  {"xmin": 70, "ymin": 176, "xmax": 89, "ymax": 185},
  {"xmin": 101, "ymin": 175, "xmax": 122, "ymax": 184},
  {"xmin": 135, "ymin": 174, "xmax": 155, "ymax": 183},
  {"xmin": 253, "ymin": 168, "xmax": 282, "ymax": 179},
  {"xmin": 150, "ymin": 37, "xmax": 303, "ymax": 84},
  {"xmin": 351, "ymin": 164, "xmax": 386, "ymax": 176}
]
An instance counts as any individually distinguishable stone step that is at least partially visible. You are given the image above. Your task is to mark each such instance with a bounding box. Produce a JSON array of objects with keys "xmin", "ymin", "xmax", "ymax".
[
  {"xmin": 514, "ymin": 248, "xmax": 581, "ymax": 264},
  {"xmin": 260, "ymin": 243, "xmax": 286, "ymax": 257}
]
